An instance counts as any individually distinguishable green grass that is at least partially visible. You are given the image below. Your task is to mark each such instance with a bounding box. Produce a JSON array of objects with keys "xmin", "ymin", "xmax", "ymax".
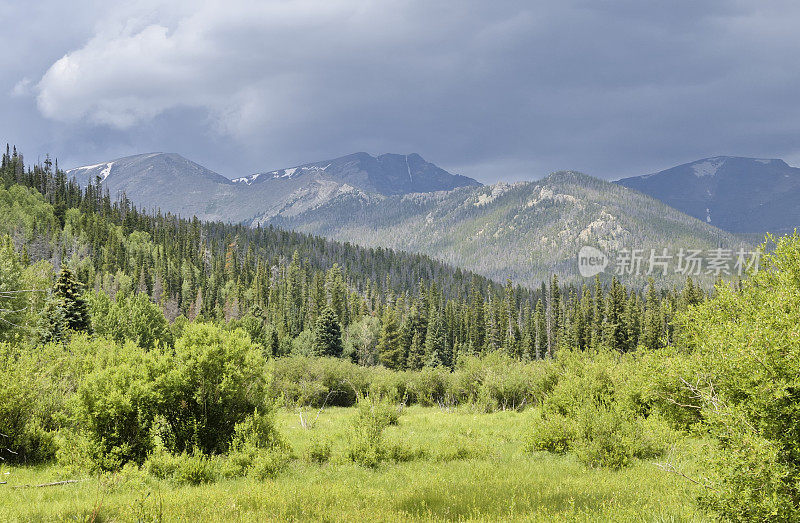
[{"xmin": 0, "ymin": 407, "xmax": 707, "ymax": 521}]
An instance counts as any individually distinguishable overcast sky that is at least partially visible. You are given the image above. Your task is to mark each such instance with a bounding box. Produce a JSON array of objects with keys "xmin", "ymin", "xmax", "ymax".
[{"xmin": 3, "ymin": 0, "xmax": 800, "ymax": 183}]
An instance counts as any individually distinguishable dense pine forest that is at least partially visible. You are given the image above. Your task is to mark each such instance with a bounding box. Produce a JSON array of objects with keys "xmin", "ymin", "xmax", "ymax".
[{"xmin": 0, "ymin": 146, "xmax": 706, "ymax": 368}]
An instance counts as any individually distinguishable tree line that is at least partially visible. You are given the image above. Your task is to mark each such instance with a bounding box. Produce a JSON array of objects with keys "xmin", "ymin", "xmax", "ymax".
[{"xmin": 1, "ymin": 145, "xmax": 707, "ymax": 370}]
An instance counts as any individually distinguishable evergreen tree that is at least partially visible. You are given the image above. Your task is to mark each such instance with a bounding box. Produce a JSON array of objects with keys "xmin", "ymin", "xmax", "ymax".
[
  {"xmin": 52, "ymin": 267, "xmax": 91, "ymax": 333},
  {"xmin": 623, "ymin": 291, "xmax": 641, "ymax": 351},
  {"xmin": 681, "ymin": 277, "xmax": 704, "ymax": 306},
  {"xmin": 425, "ymin": 310, "xmax": 450, "ymax": 367},
  {"xmin": 36, "ymin": 298, "xmax": 68, "ymax": 345},
  {"xmin": 377, "ymin": 307, "xmax": 405, "ymax": 370},
  {"xmin": 533, "ymin": 299, "xmax": 546, "ymax": 359},
  {"xmin": 311, "ymin": 306, "xmax": 343, "ymax": 357},
  {"xmin": 603, "ymin": 277, "xmax": 627, "ymax": 351},
  {"xmin": 407, "ymin": 330, "xmax": 425, "ymax": 370},
  {"xmin": 267, "ymin": 326, "xmax": 280, "ymax": 357},
  {"xmin": 546, "ymin": 274, "xmax": 561, "ymax": 357},
  {"xmin": 642, "ymin": 279, "xmax": 663, "ymax": 350}
]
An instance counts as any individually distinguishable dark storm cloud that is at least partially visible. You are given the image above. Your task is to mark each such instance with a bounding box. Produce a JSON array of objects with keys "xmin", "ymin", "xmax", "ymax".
[{"xmin": 4, "ymin": 0, "xmax": 800, "ymax": 183}]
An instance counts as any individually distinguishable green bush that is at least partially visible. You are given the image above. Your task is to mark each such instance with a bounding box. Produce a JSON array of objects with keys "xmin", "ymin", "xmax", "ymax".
[
  {"xmin": 158, "ymin": 323, "xmax": 271, "ymax": 455},
  {"xmin": 89, "ymin": 291, "xmax": 172, "ymax": 350},
  {"xmin": 673, "ymin": 234, "xmax": 800, "ymax": 520},
  {"xmin": 526, "ymin": 349, "xmax": 671, "ymax": 469},
  {"xmin": 268, "ymin": 354, "xmax": 559, "ymax": 411},
  {"xmin": 345, "ymin": 396, "xmax": 402, "ymax": 468},
  {"xmin": 230, "ymin": 410, "xmax": 285, "ymax": 452},
  {"xmin": 269, "ymin": 356, "xmax": 369, "ymax": 407},
  {"xmin": 449, "ymin": 353, "xmax": 557, "ymax": 412},
  {"xmin": 406, "ymin": 366, "xmax": 450, "ymax": 406},
  {"xmin": 247, "ymin": 447, "xmax": 291, "ymax": 480},
  {"xmin": 68, "ymin": 340, "xmax": 161, "ymax": 470},
  {"xmin": 174, "ymin": 452, "xmax": 216, "ymax": 485},
  {"xmin": 526, "ymin": 413, "xmax": 577, "ymax": 454},
  {"xmin": 221, "ymin": 410, "xmax": 291, "ymax": 479},
  {"xmin": 0, "ymin": 343, "xmax": 58, "ymax": 464},
  {"xmin": 145, "ymin": 450, "xmax": 217, "ymax": 485},
  {"xmin": 572, "ymin": 406, "xmax": 637, "ymax": 470},
  {"xmin": 304, "ymin": 438, "xmax": 332, "ymax": 464}
]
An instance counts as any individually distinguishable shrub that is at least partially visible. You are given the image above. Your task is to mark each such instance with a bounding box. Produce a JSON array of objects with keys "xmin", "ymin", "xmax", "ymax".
[
  {"xmin": 269, "ymin": 356, "xmax": 369, "ymax": 407},
  {"xmin": 406, "ymin": 366, "xmax": 450, "ymax": 406},
  {"xmin": 145, "ymin": 450, "xmax": 217, "ymax": 485},
  {"xmin": 572, "ymin": 406, "xmax": 637, "ymax": 470},
  {"xmin": 222, "ymin": 410, "xmax": 291, "ymax": 479},
  {"xmin": 526, "ymin": 413, "xmax": 577, "ymax": 454},
  {"xmin": 0, "ymin": 343, "xmax": 58, "ymax": 464},
  {"xmin": 304, "ymin": 438, "xmax": 332, "ymax": 464},
  {"xmin": 345, "ymin": 396, "xmax": 402, "ymax": 467},
  {"xmin": 247, "ymin": 447, "xmax": 291, "ymax": 480},
  {"xmin": 68, "ymin": 340, "xmax": 161, "ymax": 470},
  {"xmin": 158, "ymin": 323, "xmax": 270, "ymax": 455},
  {"xmin": 174, "ymin": 453, "xmax": 215, "ymax": 485},
  {"xmin": 449, "ymin": 353, "xmax": 557, "ymax": 412},
  {"xmin": 526, "ymin": 349, "xmax": 671, "ymax": 469},
  {"xmin": 144, "ymin": 449, "xmax": 181, "ymax": 480},
  {"xmin": 89, "ymin": 291, "xmax": 172, "ymax": 350},
  {"xmin": 672, "ymin": 234, "xmax": 800, "ymax": 520},
  {"xmin": 230, "ymin": 410, "xmax": 285, "ymax": 452}
]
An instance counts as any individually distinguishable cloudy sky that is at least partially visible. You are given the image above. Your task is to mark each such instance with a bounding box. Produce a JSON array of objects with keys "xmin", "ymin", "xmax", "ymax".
[{"xmin": 3, "ymin": 0, "xmax": 800, "ymax": 183}]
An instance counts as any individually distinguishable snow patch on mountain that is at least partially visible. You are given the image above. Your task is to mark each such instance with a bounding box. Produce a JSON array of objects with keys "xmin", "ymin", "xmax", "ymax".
[
  {"xmin": 67, "ymin": 162, "xmax": 105, "ymax": 173},
  {"xmin": 234, "ymin": 163, "xmax": 332, "ymax": 185},
  {"xmin": 99, "ymin": 162, "xmax": 113, "ymax": 180},
  {"xmin": 67, "ymin": 161, "xmax": 114, "ymax": 180}
]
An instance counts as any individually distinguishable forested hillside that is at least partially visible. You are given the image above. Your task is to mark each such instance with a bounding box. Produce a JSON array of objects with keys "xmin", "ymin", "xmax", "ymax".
[
  {"xmin": 266, "ymin": 171, "xmax": 748, "ymax": 287},
  {"xmin": 1, "ymin": 147, "xmax": 702, "ymax": 365}
]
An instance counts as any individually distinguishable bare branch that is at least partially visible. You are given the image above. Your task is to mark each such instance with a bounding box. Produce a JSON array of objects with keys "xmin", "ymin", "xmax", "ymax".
[{"xmin": 653, "ymin": 461, "xmax": 719, "ymax": 493}]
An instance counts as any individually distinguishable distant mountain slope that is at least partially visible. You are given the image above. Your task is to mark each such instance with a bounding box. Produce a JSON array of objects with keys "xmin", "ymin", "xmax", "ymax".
[
  {"xmin": 263, "ymin": 171, "xmax": 748, "ymax": 287},
  {"xmin": 67, "ymin": 152, "xmax": 480, "ymax": 223},
  {"xmin": 67, "ymin": 152, "xmax": 236, "ymax": 220},
  {"xmin": 615, "ymin": 156, "xmax": 800, "ymax": 234},
  {"xmin": 233, "ymin": 152, "xmax": 480, "ymax": 195}
]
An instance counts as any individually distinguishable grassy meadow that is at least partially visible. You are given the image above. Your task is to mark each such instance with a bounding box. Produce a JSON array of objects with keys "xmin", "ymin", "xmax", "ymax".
[{"xmin": 2, "ymin": 406, "xmax": 705, "ymax": 522}]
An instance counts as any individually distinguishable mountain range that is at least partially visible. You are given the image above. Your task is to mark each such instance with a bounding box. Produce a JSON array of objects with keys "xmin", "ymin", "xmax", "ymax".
[
  {"xmin": 265, "ymin": 171, "xmax": 744, "ymax": 287},
  {"xmin": 615, "ymin": 156, "xmax": 800, "ymax": 234},
  {"xmin": 66, "ymin": 152, "xmax": 480, "ymax": 223},
  {"xmin": 66, "ymin": 151, "xmax": 768, "ymax": 286}
]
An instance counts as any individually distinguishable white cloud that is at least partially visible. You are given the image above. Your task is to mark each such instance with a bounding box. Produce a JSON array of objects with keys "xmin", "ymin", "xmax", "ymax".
[
  {"xmin": 33, "ymin": 0, "xmax": 427, "ymax": 132},
  {"xmin": 11, "ymin": 77, "xmax": 32, "ymax": 97}
]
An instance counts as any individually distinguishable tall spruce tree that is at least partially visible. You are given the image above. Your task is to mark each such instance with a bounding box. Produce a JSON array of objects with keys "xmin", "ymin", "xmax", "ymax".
[
  {"xmin": 377, "ymin": 307, "xmax": 405, "ymax": 370},
  {"xmin": 603, "ymin": 277, "xmax": 627, "ymax": 351},
  {"xmin": 311, "ymin": 306, "xmax": 343, "ymax": 357},
  {"xmin": 425, "ymin": 310, "xmax": 450, "ymax": 367},
  {"xmin": 52, "ymin": 267, "xmax": 91, "ymax": 333},
  {"xmin": 642, "ymin": 279, "xmax": 664, "ymax": 350}
]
